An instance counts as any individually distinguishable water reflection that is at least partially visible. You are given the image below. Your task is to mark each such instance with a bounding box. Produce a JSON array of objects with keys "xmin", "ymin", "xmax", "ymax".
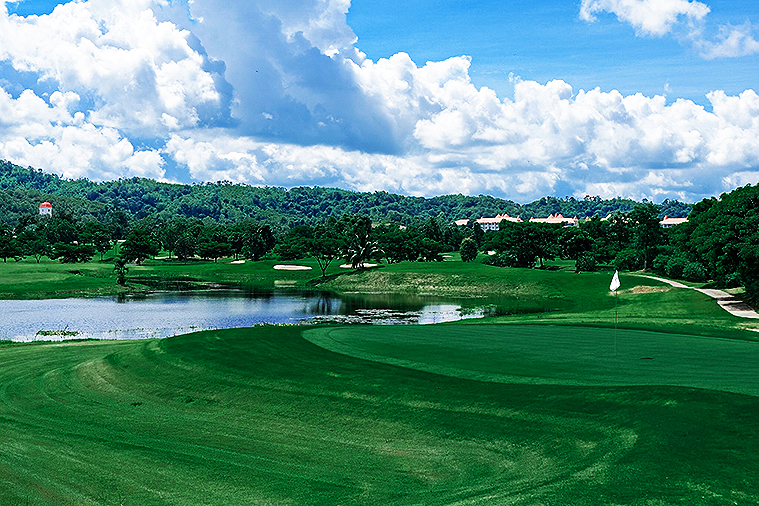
[{"xmin": 1, "ymin": 289, "xmax": 483, "ymax": 342}]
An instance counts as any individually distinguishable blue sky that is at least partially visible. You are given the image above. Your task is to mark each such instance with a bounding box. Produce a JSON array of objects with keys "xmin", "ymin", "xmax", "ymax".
[
  {"xmin": 347, "ymin": 0, "xmax": 757, "ymax": 105},
  {"xmin": 0, "ymin": 0, "xmax": 757, "ymax": 202}
]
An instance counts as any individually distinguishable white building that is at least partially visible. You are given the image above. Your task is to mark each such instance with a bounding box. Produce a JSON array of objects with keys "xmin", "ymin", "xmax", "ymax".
[
  {"xmin": 39, "ymin": 202, "xmax": 52, "ymax": 216},
  {"xmin": 474, "ymin": 214, "xmax": 523, "ymax": 231},
  {"xmin": 528, "ymin": 214, "xmax": 579, "ymax": 227},
  {"xmin": 660, "ymin": 216, "xmax": 688, "ymax": 228}
]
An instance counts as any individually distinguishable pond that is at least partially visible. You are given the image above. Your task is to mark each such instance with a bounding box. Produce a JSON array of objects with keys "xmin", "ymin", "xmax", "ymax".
[{"xmin": 0, "ymin": 289, "xmax": 484, "ymax": 342}]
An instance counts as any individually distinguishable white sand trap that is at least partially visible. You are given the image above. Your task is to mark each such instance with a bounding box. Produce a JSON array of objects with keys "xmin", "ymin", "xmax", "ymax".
[
  {"xmin": 340, "ymin": 263, "xmax": 378, "ymax": 268},
  {"xmin": 273, "ymin": 265, "xmax": 312, "ymax": 270},
  {"xmin": 230, "ymin": 260, "xmax": 246, "ymax": 264}
]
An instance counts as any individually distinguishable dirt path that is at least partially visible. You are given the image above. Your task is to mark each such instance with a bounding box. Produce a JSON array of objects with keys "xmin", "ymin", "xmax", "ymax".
[{"xmin": 632, "ymin": 274, "xmax": 759, "ymax": 319}]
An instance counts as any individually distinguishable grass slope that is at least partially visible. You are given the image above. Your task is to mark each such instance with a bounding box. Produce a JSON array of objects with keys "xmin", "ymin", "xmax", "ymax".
[
  {"xmin": 304, "ymin": 325, "xmax": 759, "ymax": 395},
  {"xmin": 2, "ymin": 326, "xmax": 759, "ymax": 505}
]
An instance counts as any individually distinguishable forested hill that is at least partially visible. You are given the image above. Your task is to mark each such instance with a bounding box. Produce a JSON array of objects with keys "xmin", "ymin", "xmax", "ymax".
[{"xmin": 0, "ymin": 159, "xmax": 690, "ymax": 227}]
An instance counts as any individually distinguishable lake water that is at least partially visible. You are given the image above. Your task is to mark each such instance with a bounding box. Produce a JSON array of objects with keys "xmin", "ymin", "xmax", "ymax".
[{"xmin": 0, "ymin": 290, "xmax": 482, "ymax": 342}]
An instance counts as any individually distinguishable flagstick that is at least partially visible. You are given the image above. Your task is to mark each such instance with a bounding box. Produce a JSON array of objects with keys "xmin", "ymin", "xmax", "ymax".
[{"xmin": 614, "ymin": 289, "xmax": 618, "ymax": 356}]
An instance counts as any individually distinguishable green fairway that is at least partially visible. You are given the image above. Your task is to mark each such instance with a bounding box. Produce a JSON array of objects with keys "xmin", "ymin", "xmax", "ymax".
[
  {"xmin": 305, "ymin": 325, "xmax": 759, "ymax": 395},
  {"xmin": 2, "ymin": 326, "xmax": 759, "ymax": 505}
]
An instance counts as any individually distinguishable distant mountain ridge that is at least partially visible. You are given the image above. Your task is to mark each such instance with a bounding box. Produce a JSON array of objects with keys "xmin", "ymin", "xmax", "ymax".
[{"xmin": 0, "ymin": 159, "xmax": 691, "ymax": 227}]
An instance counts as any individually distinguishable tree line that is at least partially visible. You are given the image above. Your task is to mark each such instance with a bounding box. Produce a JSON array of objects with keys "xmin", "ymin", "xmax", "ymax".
[
  {"xmin": 478, "ymin": 185, "xmax": 759, "ymax": 307},
  {"xmin": 1, "ymin": 159, "xmax": 689, "ymax": 229}
]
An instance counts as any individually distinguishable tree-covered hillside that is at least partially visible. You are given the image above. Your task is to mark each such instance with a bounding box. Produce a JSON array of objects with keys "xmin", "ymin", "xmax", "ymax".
[{"xmin": 0, "ymin": 159, "xmax": 690, "ymax": 228}]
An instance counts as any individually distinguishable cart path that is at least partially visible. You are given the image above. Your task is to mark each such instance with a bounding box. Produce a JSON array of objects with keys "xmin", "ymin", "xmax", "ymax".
[{"xmin": 632, "ymin": 274, "xmax": 759, "ymax": 319}]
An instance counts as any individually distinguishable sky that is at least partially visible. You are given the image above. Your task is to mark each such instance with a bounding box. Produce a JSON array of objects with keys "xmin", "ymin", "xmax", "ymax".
[{"xmin": 0, "ymin": 0, "xmax": 757, "ymax": 203}]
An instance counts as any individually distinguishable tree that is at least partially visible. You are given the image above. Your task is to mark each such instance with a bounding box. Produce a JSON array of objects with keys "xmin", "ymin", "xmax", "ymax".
[
  {"xmin": 558, "ymin": 227, "xmax": 594, "ymax": 261},
  {"xmin": 51, "ymin": 243, "xmax": 95, "ymax": 263},
  {"xmin": 175, "ymin": 233, "xmax": 197, "ymax": 261},
  {"xmin": 342, "ymin": 215, "xmax": 379, "ymax": 268},
  {"xmin": 311, "ymin": 218, "xmax": 344, "ymax": 277},
  {"xmin": 0, "ymin": 224, "xmax": 21, "ymax": 262},
  {"xmin": 485, "ymin": 222, "xmax": 538, "ymax": 268},
  {"xmin": 629, "ymin": 203, "xmax": 663, "ymax": 270},
  {"xmin": 235, "ymin": 221, "xmax": 275, "ymax": 261},
  {"xmin": 82, "ymin": 221, "xmax": 112, "ymax": 260},
  {"xmin": 121, "ymin": 229, "xmax": 160, "ymax": 264},
  {"xmin": 113, "ymin": 256, "xmax": 129, "ymax": 285},
  {"xmin": 375, "ymin": 224, "xmax": 421, "ymax": 263},
  {"xmin": 472, "ymin": 222, "xmax": 485, "ymax": 247},
  {"xmin": 197, "ymin": 240, "xmax": 232, "ymax": 262},
  {"xmin": 575, "ymin": 251, "xmax": 597, "ymax": 272},
  {"xmin": 17, "ymin": 228, "xmax": 51, "ymax": 263},
  {"xmin": 460, "ymin": 237, "xmax": 478, "ymax": 262},
  {"xmin": 274, "ymin": 225, "xmax": 313, "ymax": 260}
]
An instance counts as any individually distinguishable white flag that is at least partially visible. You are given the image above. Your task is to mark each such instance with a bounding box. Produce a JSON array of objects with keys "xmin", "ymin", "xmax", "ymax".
[{"xmin": 610, "ymin": 270, "xmax": 620, "ymax": 291}]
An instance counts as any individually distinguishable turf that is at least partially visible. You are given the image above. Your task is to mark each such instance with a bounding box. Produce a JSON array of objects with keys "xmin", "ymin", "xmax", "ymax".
[
  {"xmin": 2, "ymin": 325, "xmax": 759, "ymax": 505},
  {"xmin": 304, "ymin": 325, "xmax": 759, "ymax": 395}
]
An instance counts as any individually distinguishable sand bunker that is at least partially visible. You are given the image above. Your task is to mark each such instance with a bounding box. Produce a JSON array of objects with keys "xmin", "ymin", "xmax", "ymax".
[
  {"xmin": 230, "ymin": 260, "xmax": 246, "ymax": 264},
  {"xmin": 273, "ymin": 265, "xmax": 312, "ymax": 271},
  {"xmin": 629, "ymin": 285, "xmax": 671, "ymax": 294}
]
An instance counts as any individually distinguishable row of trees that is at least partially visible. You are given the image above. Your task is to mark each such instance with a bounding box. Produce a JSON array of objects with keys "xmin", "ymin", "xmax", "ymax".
[
  {"xmin": 0, "ymin": 211, "xmax": 466, "ymax": 276},
  {"xmin": 480, "ymin": 204, "xmax": 665, "ymax": 271},
  {"xmin": 1, "ymin": 159, "xmax": 690, "ymax": 229},
  {"xmin": 477, "ymin": 184, "xmax": 759, "ymax": 307},
  {"xmin": 0, "ymin": 214, "xmax": 111, "ymax": 263}
]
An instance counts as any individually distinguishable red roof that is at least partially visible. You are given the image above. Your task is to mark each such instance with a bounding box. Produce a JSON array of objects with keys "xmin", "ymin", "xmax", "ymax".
[{"xmin": 40, "ymin": 202, "xmax": 52, "ymax": 208}]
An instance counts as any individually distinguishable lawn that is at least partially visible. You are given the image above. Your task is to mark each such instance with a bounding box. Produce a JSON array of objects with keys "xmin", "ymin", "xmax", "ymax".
[
  {"xmin": 2, "ymin": 325, "xmax": 759, "ymax": 505},
  {"xmin": 3, "ymin": 252, "xmax": 759, "ymax": 504}
]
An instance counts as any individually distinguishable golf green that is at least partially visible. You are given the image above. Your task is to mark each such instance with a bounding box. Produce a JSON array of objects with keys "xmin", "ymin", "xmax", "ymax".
[{"xmin": 1, "ymin": 325, "xmax": 758, "ymax": 505}]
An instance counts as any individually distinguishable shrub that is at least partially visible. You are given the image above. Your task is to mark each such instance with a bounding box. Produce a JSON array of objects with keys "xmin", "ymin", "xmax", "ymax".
[
  {"xmin": 665, "ymin": 255, "xmax": 688, "ymax": 279},
  {"xmin": 575, "ymin": 252, "xmax": 597, "ymax": 272},
  {"xmin": 483, "ymin": 253, "xmax": 529, "ymax": 268},
  {"xmin": 652, "ymin": 254, "xmax": 669, "ymax": 273},
  {"xmin": 683, "ymin": 262, "xmax": 708, "ymax": 282},
  {"xmin": 723, "ymin": 272, "xmax": 742, "ymax": 288},
  {"xmin": 614, "ymin": 249, "xmax": 642, "ymax": 271}
]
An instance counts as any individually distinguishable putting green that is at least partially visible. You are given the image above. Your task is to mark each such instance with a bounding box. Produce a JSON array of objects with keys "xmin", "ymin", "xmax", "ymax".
[{"xmin": 304, "ymin": 324, "xmax": 759, "ymax": 396}]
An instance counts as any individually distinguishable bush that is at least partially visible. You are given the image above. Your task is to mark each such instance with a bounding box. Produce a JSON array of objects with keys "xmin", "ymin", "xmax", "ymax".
[
  {"xmin": 614, "ymin": 249, "xmax": 642, "ymax": 271},
  {"xmin": 665, "ymin": 255, "xmax": 688, "ymax": 279},
  {"xmin": 652, "ymin": 254, "xmax": 669, "ymax": 273},
  {"xmin": 483, "ymin": 253, "xmax": 529, "ymax": 268},
  {"xmin": 575, "ymin": 252, "xmax": 597, "ymax": 272},
  {"xmin": 682, "ymin": 262, "xmax": 708, "ymax": 282},
  {"xmin": 723, "ymin": 272, "xmax": 742, "ymax": 288}
]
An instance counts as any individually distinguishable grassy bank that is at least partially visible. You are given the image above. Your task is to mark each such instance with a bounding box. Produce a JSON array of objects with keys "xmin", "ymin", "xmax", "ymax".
[
  {"xmin": 2, "ymin": 253, "xmax": 756, "ymax": 338},
  {"xmin": 2, "ymin": 325, "xmax": 758, "ymax": 505}
]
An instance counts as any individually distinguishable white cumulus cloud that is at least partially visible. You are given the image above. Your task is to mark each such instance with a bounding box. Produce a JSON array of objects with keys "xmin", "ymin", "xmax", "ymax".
[
  {"xmin": 0, "ymin": 0, "xmax": 757, "ymax": 203},
  {"xmin": 580, "ymin": 0, "xmax": 759, "ymax": 58},
  {"xmin": 580, "ymin": 0, "xmax": 710, "ymax": 37}
]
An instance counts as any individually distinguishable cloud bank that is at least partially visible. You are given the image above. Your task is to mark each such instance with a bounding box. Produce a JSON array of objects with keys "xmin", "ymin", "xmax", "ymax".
[
  {"xmin": 0, "ymin": 0, "xmax": 757, "ymax": 203},
  {"xmin": 580, "ymin": 0, "xmax": 759, "ymax": 58}
]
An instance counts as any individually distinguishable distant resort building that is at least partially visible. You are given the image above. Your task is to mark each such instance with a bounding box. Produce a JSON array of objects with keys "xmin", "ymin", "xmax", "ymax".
[
  {"xmin": 465, "ymin": 214, "xmax": 523, "ymax": 231},
  {"xmin": 456, "ymin": 212, "xmax": 687, "ymax": 230},
  {"xmin": 659, "ymin": 216, "xmax": 688, "ymax": 228},
  {"xmin": 39, "ymin": 202, "xmax": 52, "ymax": 216},
  {"xmin": 528, "ymin": 214, "xmax": 579, "ymax": 227}
]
